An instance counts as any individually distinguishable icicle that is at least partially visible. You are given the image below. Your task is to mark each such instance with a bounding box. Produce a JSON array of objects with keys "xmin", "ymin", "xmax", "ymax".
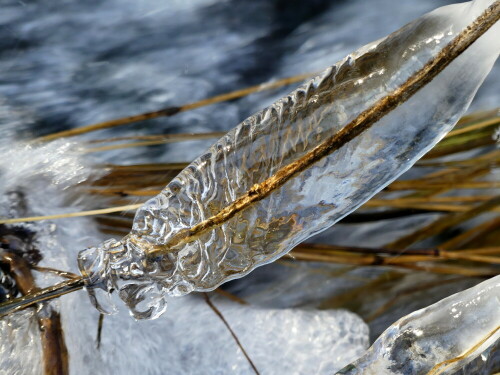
[
  {"xmin": 77, "ymin": 0, "xmax": 500, "ymax": 319},
  {"xmin": 336, "ymin": 275, "xmax": 500, "ymax": 375}
]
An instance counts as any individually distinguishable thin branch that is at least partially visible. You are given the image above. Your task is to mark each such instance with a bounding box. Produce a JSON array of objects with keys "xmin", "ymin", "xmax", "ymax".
[
  {"xmin": 96, "ymin": 313, "xmax": 104, "ymax": 349},
  {"xmin": 0, "ymin": 277, "xmax": 85, "ymax": 318},
  {"xmin": 203, "ymin": 293, "xmax": 260, "ymax": 375},
  {"xmin": 32, "ymin": 266, "xmax": 80, "ymax": 280}
]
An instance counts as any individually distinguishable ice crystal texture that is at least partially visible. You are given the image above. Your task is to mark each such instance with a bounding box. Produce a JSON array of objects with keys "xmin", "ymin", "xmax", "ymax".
[
  {"xmin": 78, "ymin": 0, "xmax": 500, "ymax": 319},
  {"xmin": 336, "ymin": 275, "xmax": 500, "ymax": 375},
  {"xmin": 0, "ymin": 310, "xmax": 42, "ymax": 375}
]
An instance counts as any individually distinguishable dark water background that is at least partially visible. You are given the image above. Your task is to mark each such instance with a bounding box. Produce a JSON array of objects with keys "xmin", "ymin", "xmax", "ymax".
[{"xmin": 1, "ymin": 0, "xmax": 497, "ymax": 149}]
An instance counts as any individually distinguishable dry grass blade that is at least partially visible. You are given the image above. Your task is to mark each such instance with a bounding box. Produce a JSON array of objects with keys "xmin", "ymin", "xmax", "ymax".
[
  {"xmin": 85, "ymin": 132, "xmax": 226, "ymax": 153},
  {"xmin": 365, "ymin": 196, "xmax": 494, "ymax": 205},
  {"xmin": 388, "ymin": 263, "xmax": 498, "ymax": 276},
  {"xmin": 86, "ymin": 188, "xmax": 161, "ymax": 197},
  {"xmin": 87, "ymin": 131, "xmax": 226, "ymax": 144},
  {"xmin": 386, "ymin": 181, "xmax": 499, "ymax": 191},
  {"xmin": 292, "ymin": 243, "xmax": 500, "ymax": 268},
  {"xmin": 0, "ymin": 204, "xmax": 143, "ymax": 224},
  {"xmin": 364, "ymin": 277, "xmax": 464, "ymax": 322},
  {"xmin": 363, "ymin": 201, "xmax": 500, "ymax": 213},
  {"xmin": 444, "ymin": 114, "xmax": 499, "ymax": 138},
  {"xmin": 318, "ymin": 271, "xmax": 405, "ymax": 310},
  {"xmin": 385, "ymin": 196, "xmax": 500, "ymax": 250},
  {"xmin": 438, "ymin": 217, "xmax": 500, "ymax": 250},
  {"xmin": 32, "ymin": 266, "xmax": 80, "ymax": 280},
  {"xmin": 417, "ymin": 148, "xmax": 500, "ymax": 167},
  {"xmin": 35, "ymin": 73, "xmax": 314, "ymax": 142},
  {"xmin": 423, "ymin": 125, "xmax": 498, "ymax": 159}
]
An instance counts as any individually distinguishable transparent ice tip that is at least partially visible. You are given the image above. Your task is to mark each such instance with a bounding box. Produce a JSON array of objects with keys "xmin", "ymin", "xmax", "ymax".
[{"xmin": 77, "ymin": 238, "xmax": 168, "ymax": 319}]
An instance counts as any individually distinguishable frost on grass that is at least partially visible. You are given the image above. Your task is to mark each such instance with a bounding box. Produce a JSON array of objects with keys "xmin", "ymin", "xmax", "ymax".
[{"xmin": 78, "ymin": 0, "xmax": 500, "ymax": 319}]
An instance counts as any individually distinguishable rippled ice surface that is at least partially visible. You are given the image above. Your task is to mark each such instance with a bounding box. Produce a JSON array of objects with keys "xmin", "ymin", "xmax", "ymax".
[
  {"xmin": 0, "ymin": 0, "xmax": 498, "ymax": 374},
  {"xmin": 78, "ymin": 0, "xmax": 499, "ymax": 320}
]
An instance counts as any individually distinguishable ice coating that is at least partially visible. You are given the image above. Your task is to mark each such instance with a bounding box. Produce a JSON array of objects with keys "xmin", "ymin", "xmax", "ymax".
[
  {"xmin": 78, "ymin": 0, "xmax": 500, "ymax": 319},
  {"xmin": 0, "ymin": 310, "xmax": 42, "ymax": 375},
  {"xmin": 335, "ymin": 275, "xmax": 500, "ymax": 375}
]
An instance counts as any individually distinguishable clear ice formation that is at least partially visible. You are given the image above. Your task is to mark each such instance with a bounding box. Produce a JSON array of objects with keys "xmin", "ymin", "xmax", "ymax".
[
  {"xmin": 78, "ymin": 0, "xmax": 500, "ymax": 319},
  {"xmin": 335, "ymin": 275, "xmax": 500, "ymax": 375}
]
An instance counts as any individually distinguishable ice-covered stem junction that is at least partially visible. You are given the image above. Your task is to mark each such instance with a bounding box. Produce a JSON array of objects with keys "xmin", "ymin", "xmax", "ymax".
[{"xmin": 78, "ymin": 0, "xmax": 500, "ymax": 319}]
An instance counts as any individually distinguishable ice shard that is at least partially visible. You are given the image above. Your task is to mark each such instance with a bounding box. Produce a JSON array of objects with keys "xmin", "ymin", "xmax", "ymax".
[
  {"xmin": 336, "ymin": 275, "xmax": 500, "ymax": 375},
  {"xmin": 78, "ymin": 0, "xmax": 500, "ymax": 318}
]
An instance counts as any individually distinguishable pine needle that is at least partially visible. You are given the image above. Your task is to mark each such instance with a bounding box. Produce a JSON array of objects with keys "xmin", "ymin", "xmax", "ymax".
[{"xmin": 0, "ymin": 204, "xmax": 143, "ymax": 224}]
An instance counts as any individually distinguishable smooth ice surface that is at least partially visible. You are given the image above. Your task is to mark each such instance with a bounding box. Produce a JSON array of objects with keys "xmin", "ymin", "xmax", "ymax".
[
  {"xmin": 78, "ymin": 0, "xmax": 500, "ymax": 319},
  {"xmin": 336, "ymin": 275, "xmax": 500, "ymax": 375}
]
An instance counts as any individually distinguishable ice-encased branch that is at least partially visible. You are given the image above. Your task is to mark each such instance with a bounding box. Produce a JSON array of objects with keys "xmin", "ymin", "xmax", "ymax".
[
  {"xmin": 336, "ymin": 275, "xmax": 500, "ymax": 375},
  {"xmin": 76, "ymin": 0, "xmax": 499, "ymax": 319}
]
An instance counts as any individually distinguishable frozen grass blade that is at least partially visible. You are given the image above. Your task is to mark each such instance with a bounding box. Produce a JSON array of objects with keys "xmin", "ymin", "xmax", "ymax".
[
  {"xmin": 76, "ymin": 0, "xmax": 499, "ymax": 319},
  {"xmin": 336, "ymin": 276, "xmax": 500, "ymax": 374}
]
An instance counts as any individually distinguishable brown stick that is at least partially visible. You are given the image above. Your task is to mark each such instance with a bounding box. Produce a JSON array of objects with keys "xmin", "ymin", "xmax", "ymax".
[
  {"xmin": 39, "ymin": 313, "xmax": 69, "ymax": 375},
  {"xmin": 1, "ymin": 253, "xmax": 69, "ymax": 375}
]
